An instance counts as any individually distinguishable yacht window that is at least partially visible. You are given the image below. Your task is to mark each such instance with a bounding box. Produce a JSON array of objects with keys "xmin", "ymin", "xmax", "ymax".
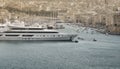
[
  {"xmin": 22, "ymin": 35, "xmax": 33, "ymax": 37},
  {"xmin": 0, "ymin": 34, "xmax": 2, "ymax": 36},
  {"xmin": 61, "ymin": 35, "xmax": 63, "ymax": 37},
  {"xmin": 11, "ymin": 28, "xmax": 26, "ymax": 30},
  {"xmin": 0, "ymin": 26, "xmax": 4, "ymax": 28},
  {"xmin": 11, "ymin": 28, "xmax": 44, "ymax": 30},
  {"xmin": 29, "ymin": 28, "xmax": 44, "ymax": 30},
  {"xmin": 53, "ymin": 35, "xmax": 55, "ymax": 37},
  {"xmin": 58, "ymin": 35, "xmax": 60, "ymax": 37},
  {"xmin": 4, "ymin": 31, "xmax": 58, "ymax": 33},
  {"xmin": 5, "ymin": 35, "xmax": 19, "ymax": 36}
]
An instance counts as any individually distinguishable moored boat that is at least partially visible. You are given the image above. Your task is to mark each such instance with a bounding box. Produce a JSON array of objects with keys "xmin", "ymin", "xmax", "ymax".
[{"xmin": 0, "ymin": 20, "xmax": 77, "ymax": 41}]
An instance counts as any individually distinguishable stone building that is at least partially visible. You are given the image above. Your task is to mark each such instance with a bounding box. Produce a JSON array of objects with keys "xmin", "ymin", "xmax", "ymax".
[
  {"xmin": 92, "ymin": 14, "xmax": 106, "ymax": 28},
  {"xmin": 0, "ymin": 9, "xmax": 10, "ymax": 23},
  {"xmin": 74, "ymin": 11, "xmax": 97, "ymax": 26},
  {"xmin": 106, "ymin": 11, "xmax": 120, "ymax": 34}
]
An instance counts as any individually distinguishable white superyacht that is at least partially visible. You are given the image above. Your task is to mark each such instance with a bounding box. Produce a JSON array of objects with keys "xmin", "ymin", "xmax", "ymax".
[{"xmin": 0, "ymin": 20, "xmax": 77, "ymax": 41}]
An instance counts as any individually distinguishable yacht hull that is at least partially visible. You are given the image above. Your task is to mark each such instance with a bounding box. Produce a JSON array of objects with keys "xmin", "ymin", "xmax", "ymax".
[{"xmin": 0, "ymin": 33, "xmax": 77, "ymax": 41}]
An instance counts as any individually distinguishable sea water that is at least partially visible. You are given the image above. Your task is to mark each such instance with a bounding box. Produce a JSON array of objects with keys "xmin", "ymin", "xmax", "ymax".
[{"xmin": 0, "ymin": 24, "xmax": 120, "ymax": 69}]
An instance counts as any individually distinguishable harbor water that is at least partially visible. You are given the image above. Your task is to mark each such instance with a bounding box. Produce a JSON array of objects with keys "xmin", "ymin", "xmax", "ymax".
[{"xmin": 0, "ymin": 24, "xmax": 120, "ymax": 69}]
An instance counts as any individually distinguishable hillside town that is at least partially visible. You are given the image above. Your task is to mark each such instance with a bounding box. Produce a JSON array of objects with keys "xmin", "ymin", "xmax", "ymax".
[
  {"xmin": 0, "ymin": 0, "xmax": 120, "ymax": 34},
  {"xmin": 0, "ymin": 1, "xmax": 120, "ymax": 69}
]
